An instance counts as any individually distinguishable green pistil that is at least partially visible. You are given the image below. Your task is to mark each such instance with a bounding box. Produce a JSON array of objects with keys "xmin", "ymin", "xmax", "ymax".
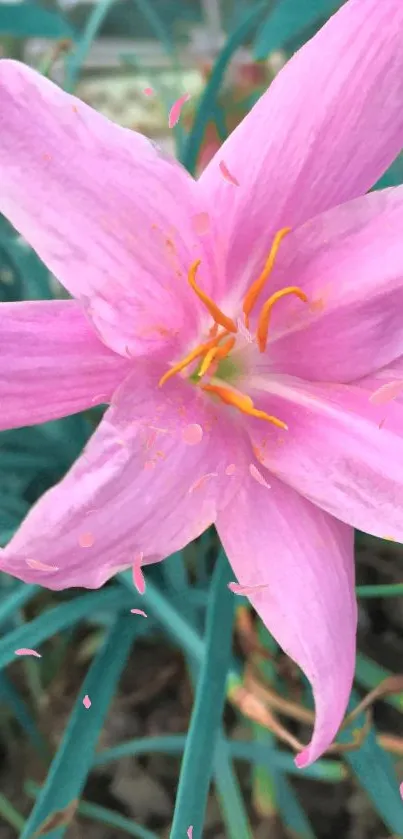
[{"xmin": 189, "ymin": 353, "xmax": 241, "ymax": 385}]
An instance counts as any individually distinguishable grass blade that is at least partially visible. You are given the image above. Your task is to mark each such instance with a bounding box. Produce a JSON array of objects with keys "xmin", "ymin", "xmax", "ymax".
[
  {"xmin": 253, "ymin": 0, "xmax": 342, "ymax": 59},
  {"xmin": 170, "ymin": 553, "xmax": 235, "ymax": 838},
  {"xmin": 339, "ymin": 690, "xmax": 403, "ymax": 836},
  {"xmin": 64, "ymin": 0, "xmax": 115, "ymax": 91},
  {"xmin": 19, "ymin": 614, "xmax": 139, "ymax": 839},
  {"xmin": 26, "ymin": 783, "xmax": 158, "ymax": 839},
  {"xmin": 355, "ymin": 653, "xmax": 403, "ymax": 714},
  {"xmin": 0, "ymin": 583, "xmax": 39, "ymax": 628},
  {"xmin": 0, "ymin": 672, "xmax": 48, "ymax": 756},
  {"xmin": 0, "ymin": 792, "xmax": 25, "ymax": 832},
  {"xmin": 181, "ymin": 2, "xmax": 266, "ymax": 174},
  {"xmin": 213, "ymin": 739, "xmax": 254, "ymax": 839},
  {"xmin": 0, "ymin": 586, "xmax": 134, "ymax": 671}
]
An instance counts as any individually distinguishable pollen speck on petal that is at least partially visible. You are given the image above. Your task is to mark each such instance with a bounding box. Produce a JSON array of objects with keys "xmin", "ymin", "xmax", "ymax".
[
  {"xmin": 189, "ymin": 472, "xmax": 218, "ymax": 493},
  {"xmin": 79, "ymin": 532, "xmax": 95, "ymax": 548},
  {"xmin": 191, "ymin": 212, "xmax": 210, "ymax": 236},
  {"xmin": 369, "ymin": 380, "xmax": 403, "ymax": 406},
  {"xmin": 182, "ymin": 423, "xmax": 203, "ymax": 445},
  {"xmin": 25, "ymin": 559, "xmax": 59, "ymax": 572},
  {"xmin": 219, "ymin": 160, "xmax": 240, "ymax": 186},
  {"xmin": 249, "ymin": 463, "xmax": 271, "ymax": 489},
  {"xmin": 168, "ymin": 93, "xmax": 191, "ymax": 128},
  {"xmin": 132, "ymin": 552, "xmax": 146, "ymax": 594},
  {"xmin": 83, "ymin": 695, "xmax": 91, "ymax": 709},
  {"xmin": 225, "ymin": 464, "xmax": 236, "ymax": 476}
]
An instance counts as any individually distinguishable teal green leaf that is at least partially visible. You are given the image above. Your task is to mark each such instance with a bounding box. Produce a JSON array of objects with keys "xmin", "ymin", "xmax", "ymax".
[
  {"xmin": 20, "ymin": 614, "xmax": 139, "ymax": 839},
  {"xmin": 161, "ymin": 555, "xmax": 253, "ymax": 839},
  {"xmin": 0, "ymin": 792, "xmax": 25, "ymax": 832},
  {"xmin": 355, "ymin": 653, "xmax": 403, "ymax": 714},
  {"xmin": 339, "ymin": 691, "xmax": 403, "ymax": 836},
  {"xmin": 373, "ymin": 153, "xmax": 403, "ymax": 190},
  {"xmin": 0, "ymin": 672, "xmax": 48, "ymax": 756},
  {"xmin": 94, "ymin": 733, "xmax": 345, "ymax": 782},
  {"xmin": 0, "ymin": 583, "xmax": 39, "ymax": 628},
  {"xmin": 253, "ymin": 0, "xmax": 342, "ymax": 60},
  {"xmin": 0, "ymin": 587, "xmax": 134, "ymax": 671},
  {"xmin": 356, "ymin": 582, "xmax": 403, "ymax": 598},
  {"xmin": 26, "ymin": 784, "xmax": 159, "ymax": 839},
  {"xmin": 65, "ymin": 0, "xmax": 116, "ymax": 91},
  {"xmin": 0, "ymin": 3, "xmax": 74, "ymax": 38},
  {"xmin": 181, "ymin": 1, "xmax": 266, "ymax": 175},
  {"xmin": 170, "ymin": 554, "xmax": 235, "ymax": 839}
]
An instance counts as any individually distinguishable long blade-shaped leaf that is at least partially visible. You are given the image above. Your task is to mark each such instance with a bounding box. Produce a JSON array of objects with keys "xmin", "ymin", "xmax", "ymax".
[{"xmin": 20, "ymin": 614, "xmax": 139, "ymax": 839}]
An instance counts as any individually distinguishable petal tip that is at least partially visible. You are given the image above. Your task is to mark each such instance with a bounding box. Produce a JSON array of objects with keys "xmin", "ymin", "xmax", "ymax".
[{"xmin": 294, "ymin": 748, "xmax": 310, "ymax": 769}]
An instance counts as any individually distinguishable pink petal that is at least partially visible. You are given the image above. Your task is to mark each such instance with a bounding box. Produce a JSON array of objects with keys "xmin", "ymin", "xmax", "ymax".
[
  {"xmin": 15, "ymin": 648, "xmax": 41, "ymax": 657},
  {"xmin": 168, "ymin": 93, "xmax": 191, "ymax": 128},
  {"xmin": 83, "ymin": 695, "xmax": 91, "ymax": 709},
  {"xmin": 217, "ymin": 470, "xmax": 356, "ymax": 766},
  {"xmin": 0, "ymin": 371, "xmax": 245, "ymax": 589},
  {"xmin": 200, "ymin": 0, "xmax": 403, "ymax": 297},
  {"xmin": 143, "ymin": 87, "xmax": 154, "ymax": 96},
  {"xmin": 130, "ymin": 609, "xmax": 147, "ymax": 617},
  {"xmin": 253, "ymin": 188, "xmax": 403, "ymax": 382},
  {"xmin": 187, "ymin": 828, "xmax": 193, "ymax": 839},
  {"xmin": 246, "ymin": 373, "xmax": 403, "ymax": 542},
  {"xmin": 0, "ymin": 300, "xmax": 129, "ymax": 430},
  {"xmin": 0, "ymin": 62, "xmax": 217, "ymax": 358}
]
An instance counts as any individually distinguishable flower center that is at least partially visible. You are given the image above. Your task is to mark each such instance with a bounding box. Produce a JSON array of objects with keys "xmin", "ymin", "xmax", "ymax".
[{"xmin": 159, "ymin": 227, "xmax": 308, "ymax": 427}]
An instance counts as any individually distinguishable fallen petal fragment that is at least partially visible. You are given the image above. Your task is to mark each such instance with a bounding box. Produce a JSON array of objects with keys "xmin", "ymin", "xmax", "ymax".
[
  {"xmin": 168, "ymin": 93, "xmax": 191, "ymax": 128},
  {"xmin": 219, "ymin": 160, "xmax": 240, "ymax": 186},
  {"xmin": 228, "ymin": 581, "xmax": 270, "ymax": 596},
  {"xmin": 15, "ymin": 648, "xmax": 41, "ymax": 657}
]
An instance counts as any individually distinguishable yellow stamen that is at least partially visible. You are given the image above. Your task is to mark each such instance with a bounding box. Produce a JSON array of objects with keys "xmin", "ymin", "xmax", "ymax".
[
  {"xmin": 257, "ymin": 286, "xmax": 308, "ymax": 352},
  {"xmin": 198, "ymin": 336, "xmax": 236, "ymax": 378},
  {"xmin": 158, "ymin": 330, "xmax": 228, "ymax": 387},
  {"xmin": 188, "ymin": 260, "xmax": 237, "ymax": 333},
  {"xmin": 202, "ymin": 383, "xmax": 287, "ymax": 430},
  {"xmin": 242, "ymin": 227, "xmax": 291, "ymax": 328}
]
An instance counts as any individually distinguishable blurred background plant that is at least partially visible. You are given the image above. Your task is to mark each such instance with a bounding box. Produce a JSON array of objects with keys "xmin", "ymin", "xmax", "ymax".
[{"xmin": 1, "ymin": 2, "xmax": 403, "ymax": 838}]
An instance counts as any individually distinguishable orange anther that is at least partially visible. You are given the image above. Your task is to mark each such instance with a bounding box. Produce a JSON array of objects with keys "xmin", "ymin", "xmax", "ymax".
[
  {"xmin": 158, "ymin": 330, "xmax": 228, "ymax": 387},
  {"xmin": 188, "ymin": 260, "xmax": 237, "ymax": 333},
  {"xmin": 257, "ymin": 286, "xmax": 308, "ymax": 352},
  {"xmin": 242, "ymin": 227, "xmax": 291, "ymax": 328},
  {"xmin": 202, "ymin": 383, "xmax": 287, "ymax": 430},
  {"xmin": 198, "ymin": 336, "xmax": 236, "ymax": 378}
]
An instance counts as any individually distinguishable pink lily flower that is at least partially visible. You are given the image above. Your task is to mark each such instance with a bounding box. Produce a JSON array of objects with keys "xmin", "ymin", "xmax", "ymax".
[{"xmin": 1, "ymin": 0, "xmax": 403, "ymax": 767}]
